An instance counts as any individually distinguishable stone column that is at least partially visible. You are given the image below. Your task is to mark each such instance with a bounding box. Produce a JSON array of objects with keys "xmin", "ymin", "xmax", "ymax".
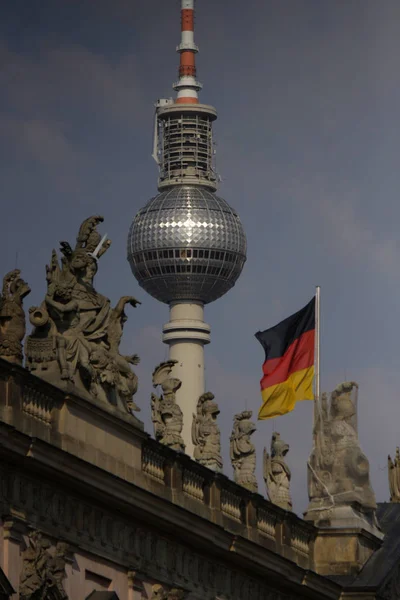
[{"xmin": 163, "ymin": 301, "xmax": 210, "ymax": 456}]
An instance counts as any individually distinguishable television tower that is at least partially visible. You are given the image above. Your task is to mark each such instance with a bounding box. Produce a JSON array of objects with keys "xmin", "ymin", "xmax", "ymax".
[{"xmin": 127, "ymin": 0, "xmax": 247, "ymax": 456}]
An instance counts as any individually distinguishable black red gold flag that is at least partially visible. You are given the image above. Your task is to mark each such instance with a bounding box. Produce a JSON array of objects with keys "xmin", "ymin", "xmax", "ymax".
[{"xmin": 255, "ymin": 297, "xmax": 315, "ymax": 419}]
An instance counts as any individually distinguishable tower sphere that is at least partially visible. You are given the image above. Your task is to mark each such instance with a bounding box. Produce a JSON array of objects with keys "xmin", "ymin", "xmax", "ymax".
[{"xmin": 127, "ymin": 185, "xmax": 246, "ymax": 304}]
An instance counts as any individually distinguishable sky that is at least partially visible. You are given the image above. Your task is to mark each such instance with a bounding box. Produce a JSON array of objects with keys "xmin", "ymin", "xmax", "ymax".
[{"xmin": 1, "ymin": 0, "xmax": 400, "ymax": 515}]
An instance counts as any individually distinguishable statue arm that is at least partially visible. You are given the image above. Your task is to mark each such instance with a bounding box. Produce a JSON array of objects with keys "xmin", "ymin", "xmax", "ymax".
[
  {"xmin": 113, "ymin": 296, "xmax": 141, "ymax": 317},
  {"xmin": 45, "ymin": 295, "xmax": 77, "ymax": 313}
]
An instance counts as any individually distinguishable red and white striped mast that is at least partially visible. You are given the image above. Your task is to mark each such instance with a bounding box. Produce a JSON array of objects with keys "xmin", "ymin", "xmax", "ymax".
[
  {"xmin": 174, "ymin": 0, "xmax": 202, "ymax": 104},
  {"xmin": 152, "ymin": 0, "xmax": 218, "ymax": 191}
]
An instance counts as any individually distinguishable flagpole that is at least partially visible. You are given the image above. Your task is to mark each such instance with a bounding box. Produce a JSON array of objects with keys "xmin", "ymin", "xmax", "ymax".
[{"xmin": 315, "ymin": 285, "xmax": 321, "ymax": 402}]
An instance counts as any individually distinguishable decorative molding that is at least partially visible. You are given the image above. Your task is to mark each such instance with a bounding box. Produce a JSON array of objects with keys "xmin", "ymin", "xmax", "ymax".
[{"xmin": 0, "ymin": 466, "xmax": 298, "ymax": 600}]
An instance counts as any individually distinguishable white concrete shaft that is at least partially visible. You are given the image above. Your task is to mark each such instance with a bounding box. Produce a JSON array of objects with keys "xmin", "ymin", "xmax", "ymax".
[{"xmin": 162, "ymin": 301, "xmax": 210, "ymax": 456}]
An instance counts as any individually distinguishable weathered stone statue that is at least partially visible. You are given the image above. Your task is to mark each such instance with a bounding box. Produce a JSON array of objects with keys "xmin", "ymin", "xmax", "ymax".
[
  {"xmin": 230, "ymin": 410, "xmax": 258, "ymax": 492},
  {"xmin": 192, "ymin": 392, "xmax": 222, "ymax": 472},
  {"xmin": 388, "ymin": 447, "xmax": 400, "ymax": 502},
  {"xmin": 151, "ymin": 361, "xmax": 185, "ymax": 452},
  {"xmin": 263, "ymin": 432, "xmax": 292, "ymax": 510},
  {"xmin": 0, "ymin": 269, "xmax": 30, "ymax": 365},
  {"xmin": 20, "ymin": 531, "xmax": 68, "ymax": 600},
  {"xmin": 25, "ymin": 216, "xmax": 141, "ymax": 415},
  {"xmin": 305, "ymin": 382, "xmax": 377, "ymax": 526},
  {"xmin": 151, "ymin": 584, "xmax": 186, "ymax": 600}
]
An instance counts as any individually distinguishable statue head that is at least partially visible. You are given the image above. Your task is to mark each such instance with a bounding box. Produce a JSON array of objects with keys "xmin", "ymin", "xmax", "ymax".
[
  {"xmin": 198, "ymin": 392, "xmax": 219, "ymax": 419},
  {"xmin": 53, "ymin": 281, "xmax": 74, "ymax": 302},
  {"xmin": 10, "ymin": 275, "xmax": 31, "ymax": 301},
  {"xmin": 2, "ymin": 269, "xmax": 30, "ymax": 302},
  {"xmin": 234, "ymin": 410, "xmax": 256, "ymax": 436},
  {"xmin": 271, "ymin": 432, "xmax": 289, "ymax": 458},
  {"xmin": 151, "ymin": 584, "xmax": 168, "ymax": 600},
  {"xmin": 331, "ymin": 381, "xmax": 357, "ymax": 420},
  {"xmin": 161, "ymin": 377, "xmax": 182, "ymax": 399},
  {"xmin": 90, "ymin": 346, "xmax": 110, "ymax": 369}
]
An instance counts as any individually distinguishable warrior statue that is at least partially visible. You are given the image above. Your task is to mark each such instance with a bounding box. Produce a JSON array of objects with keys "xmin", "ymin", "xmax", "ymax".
[
  {"xmin": 151, "ymin": 361, "xmax": 185, "ymax": 452},
  {"xmin": 230, "ymin": 410, "xmax": 258, "ymax": 492},
  {"xmin": 0, "ymin": 269, "xmax": 30, "ymax": 365},
  {"xmin": 388, "ymin": 447, "xmax": 400, "ymax": 502},
  {"xmin": 306, "ymin": 382, "xmax": 377, "ymax": 523},
  {"xmin": 263, "ymin": 432, "xmax": 292, "ymax": 511},
  {"xmin": 25, "ymin": 216, "xmax": 141, "ymax": 416},
  {"xmin": 192, "ymin": 392, "xmax": 223, "ymax": 472}
]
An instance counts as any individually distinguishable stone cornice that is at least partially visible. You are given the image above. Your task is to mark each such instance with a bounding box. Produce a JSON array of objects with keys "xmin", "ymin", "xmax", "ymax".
[{"xmin": 0, "ymin": 358, "xmax": 342, "ymax": 599}]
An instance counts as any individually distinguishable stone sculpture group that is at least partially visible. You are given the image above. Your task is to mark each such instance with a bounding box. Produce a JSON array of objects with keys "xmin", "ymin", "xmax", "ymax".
[
  {"xmin": 19, "ymin": 216, "xmax": 142, "ymax": 415},
  {"xmin": 0, "ymin": 217, "xmax": 383, "ymax": 523}
]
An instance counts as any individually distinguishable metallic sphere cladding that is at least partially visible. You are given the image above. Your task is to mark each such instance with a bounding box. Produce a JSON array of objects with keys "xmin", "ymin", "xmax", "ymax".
[{"xmin": 127, "ymin": 186, "xmax": 247, "ymax": 304}]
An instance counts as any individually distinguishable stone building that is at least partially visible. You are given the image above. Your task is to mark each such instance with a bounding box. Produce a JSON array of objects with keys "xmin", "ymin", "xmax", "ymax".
[
  {"xmin": 0, "ymin": 235, "xmax": 400, "ymax": 599},
  {"xmin": 2, "ymin": 2, "xmax": 400, "ymax": 599}
]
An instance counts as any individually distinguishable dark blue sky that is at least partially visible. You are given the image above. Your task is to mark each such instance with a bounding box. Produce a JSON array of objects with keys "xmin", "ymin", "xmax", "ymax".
[{"xmin": 1, "ymin": 0, "xmax": 400, "ymax": 512}]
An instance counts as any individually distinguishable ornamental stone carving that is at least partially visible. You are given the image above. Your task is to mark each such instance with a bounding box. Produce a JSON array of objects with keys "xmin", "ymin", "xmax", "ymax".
[
  {"xmin": 151, "ymin": 361, "xmax": 185, "ymax": 452},
  {"xmin": 0, "ymin": 269, "xmax": 30, "ymax": 364},
  {"xmin": 192, "ymin": 392, "xmax": 222, "ymax": 472},
  {"xmin": 19, "ymin": 530, "xmax": 68, "ymax": 600},
  {"xmin": 306, "ymin": 382, "xmax": 377, "ymax": 523},
  {"xmin": 230, "ymin": 410, "xmax": 258, "ymax": 492},
  {"xmin": 388, "ymin": 447, "xmax": 400, "ymax": 502},
  {"xmin": 151, "ymin": 585, "xmax": 186, "ymax": 600},
  {"xmin": 24, "ymin": 216, "xmax": 141, "ymax": 415},
  {"xmin": 263, "ymin": 432, "xmax": 292, "ymax": 511}
]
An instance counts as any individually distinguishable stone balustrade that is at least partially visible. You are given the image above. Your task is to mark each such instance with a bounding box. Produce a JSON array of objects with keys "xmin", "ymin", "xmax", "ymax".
[{"xmin": 0, "ymin": 358, "xmax": 316, "ymax": 572}]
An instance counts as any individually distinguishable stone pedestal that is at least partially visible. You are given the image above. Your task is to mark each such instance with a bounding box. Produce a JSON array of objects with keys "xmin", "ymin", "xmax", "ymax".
[{"xmin": 304, "ymin": 504, "xmax": 383, "ymax": 576}]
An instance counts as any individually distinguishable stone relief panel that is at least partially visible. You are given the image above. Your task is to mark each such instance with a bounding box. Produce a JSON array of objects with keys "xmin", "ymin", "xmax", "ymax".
[
  {"xmin": 0, "ymin": 466, "xmax": 300, "ymax": 600},
  {"xmin": 19, "ymin": 530, "xmax": 68, "ymax": 600}
]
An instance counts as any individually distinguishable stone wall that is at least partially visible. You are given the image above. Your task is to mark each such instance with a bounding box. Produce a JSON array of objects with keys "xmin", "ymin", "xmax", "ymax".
[{"xmin": 0, "ymin": 359, "xmax": 340, "ymax": 600}]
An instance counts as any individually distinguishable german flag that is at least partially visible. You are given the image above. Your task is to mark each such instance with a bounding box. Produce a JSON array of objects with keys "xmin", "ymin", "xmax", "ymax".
[{"xmin": 255, "ymin": 297, "xmax": 315, "ymax": 420}]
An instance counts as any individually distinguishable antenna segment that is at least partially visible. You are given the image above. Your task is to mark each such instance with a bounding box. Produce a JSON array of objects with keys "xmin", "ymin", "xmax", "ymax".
[
  {"xmin": 174, "ymin": 0, "xmax": 202, "ymax": 104},
  {"xmin": 152, "ymin": 0, "xmax": 217, "ymax": 190}
]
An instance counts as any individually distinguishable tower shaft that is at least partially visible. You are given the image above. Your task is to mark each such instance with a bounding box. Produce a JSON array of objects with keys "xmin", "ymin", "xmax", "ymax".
[{"xmin": 162, "ymin": 302, "xmax": 210, "ymax": 455}]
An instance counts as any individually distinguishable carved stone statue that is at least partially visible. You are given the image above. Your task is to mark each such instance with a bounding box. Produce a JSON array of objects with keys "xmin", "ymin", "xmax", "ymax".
[
  {"xmin": 230, "ymin": 410, "xmax": 258, "ymax": 492},
  {"xmin": 388, "ymin": 447, "xmax": 400, "ymax": 502},
  {"xmin": 0, "ymin": 269, "xmax": 30, "ymax": 365},
  {"xmin": 263, "ymin": 432, "xmax": 292, "ymax": 511},
  {"xmin": 305, "ymin": 382, "xmax": 377, "ymax": 526},
  {"xmin": 192, "ymin": 392, "xmax": 222, "ymax": 472},
  {"xmin": 151, "ymin": 361, "xmax": 185, "ymax": 452},
  {"xmin": 25, "ymin": 216, "xmax": 141, "ymax": 416},
  {"xmin": 20, "ymin": 531, "xmax": 68, "ymax": 600},
  {"xmin": 151, "ymin": 584, "xmax": 186, "ymax": 600}
]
